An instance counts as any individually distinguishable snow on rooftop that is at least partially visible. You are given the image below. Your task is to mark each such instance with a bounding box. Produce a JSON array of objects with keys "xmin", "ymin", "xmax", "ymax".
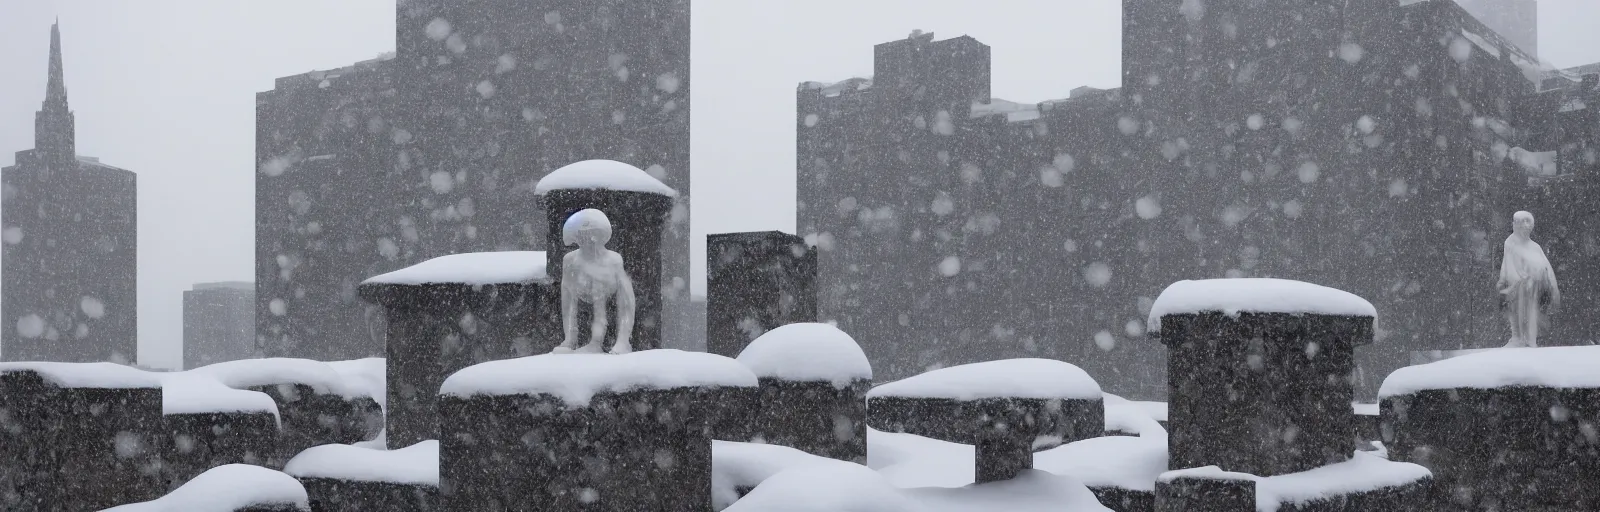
[
  {"xmin": 801, "ymin": 77, "xmax": 874, "ymax": 97},
  {"xmin": 1257, "ymin": 452, "xmax": 1430, "ymax": 511},
  {"xmin": 713, "ymin": 441, "xmax": 855, "ymax": 510},
  {"xmin": 1158, "ymin": 466, "xmax": 1258, "ymax": 483},
  {"xmin": 1035, "ymin": 435, "xmax": 1167, "ymax": 492},
  {"xmin": 363, "ymin": 251, "xmax": 549, "ymax": 286},
  {"xmin": 284, "ymin": 440, "xmax": 439, "ymax": 486},
  {"xmin": 533, "ymin": 159, "xmax": 677, "ymax": 197},
  {"xmin": 439, "ymin": 349, "xmax": 757, "ymax": 405},
  {"xmin": 866, "ymin": 358, "xmax": 1102, "ymax": 401},
  {"xmin": 723, "ymin": 463, "xmax": 923, "ymax": 512},
  {"xmin": 737, "ymin": 322, "xmax": 872, "ymax": 385},
  {"xmin": 908, "ymin": 471, "xmax": 1112, "ymax": 511},
  {"xmin": 0, "ymin": 362, "xmax": 162, "ymax": 389},
  {"xmin": 161, "ymin": 373, "xmax": 280, "ymax": 420},
  {"xmin": 725, "ymin": 461, "xmax": 1111, "ymax": 512},
  {"xmin": 1378, "ymin": 346, "xmax": 1600, "ymax": 398},
  {"xmin": 1103, "ymin": 393, "xmax": 1168, "ymax": 439},
  {"xmin": 185, "ymin": 358, "xmax": 358, "ymax": 398},
  {"xmin": 1460, "ymin": 29, "xmax": 1502, "ymax": 59},
  {"xmin": 328, "ymin": 358, "xmax": 387, "ymax": 410},
  {"xmin": 1147, "ymin": 278, "xmax": 1376, "ymax": 332},
  {"xmin": 103, "ymin": 464, "xmax": 310, "ymax": 512},
  {"xmin": 970, "ymin": 99, "xmax": 1041, "ymax": 123},
  {"xmin": 1156, "ymin": 452, "xmax": 1431, "ymax": 511}
]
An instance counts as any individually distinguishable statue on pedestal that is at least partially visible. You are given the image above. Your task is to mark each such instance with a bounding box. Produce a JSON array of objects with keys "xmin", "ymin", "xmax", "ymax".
[
  {"xmin": 552, "ymin": 209, "xmax": 636, "ymax": 355},
  {"xmin": 1498, "ymin": 211, "xmax": 1560, "ymax": 348}
]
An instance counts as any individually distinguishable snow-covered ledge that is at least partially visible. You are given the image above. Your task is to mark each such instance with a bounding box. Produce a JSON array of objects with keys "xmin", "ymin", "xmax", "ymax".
[
  {"xmin": 362, "ymin": 251, "xmax": 549, "ymax": 287},
  {"xmin": 1151, "ymin": 278, "xmax": 1377, "ymax": 478},
  {"xmin": 533, "ymin": 159, "xmax": 677, "ymax": 197},
  {"xmin": 1378, "ymin": 345, "xmax": 1600, "ymax": 399},
  {"xmin": 358, "ymin": 251, "xmax": 561, "ymax": 451},
  {"xmin": 1147, "ymin": 278, "xmax": 1376, "ymax": 334},
  {"xmin": 439, "ymin": 350, "xmax": 755, "ymax": 510},
  {"xmin": 104, "ymin": 464, "xmax": 310, "ymax": 512}
]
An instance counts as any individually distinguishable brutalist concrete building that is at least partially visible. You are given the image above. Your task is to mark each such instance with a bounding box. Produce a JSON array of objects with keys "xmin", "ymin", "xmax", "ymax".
[
  {"xmin": 257, "ymin": 0, "xmax": 691, "ymax": 359},
  {"xmin": 256, "ymin": 54, "xmax": 399, "ymax": 361},
  {"xmin": 799, "ymin": 1, "xmax": 1596, "ymax": 399},
  {"xmin": 182, "ymin": 282, "xmax": 257, "ymax": 370},
  {"xmin": 1, "ymin": 22, "xmax": 137, "ymax": 363}
]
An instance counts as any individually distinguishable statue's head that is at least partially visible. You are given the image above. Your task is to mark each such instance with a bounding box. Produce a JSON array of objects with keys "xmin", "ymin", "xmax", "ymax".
[
  {"xmin": 563, "ymin": 208, "xmax": 613, "ymax": 249},
  {"xmin": 1513, "ymin": 211, "xmax": 1535, "ymax": 237}
]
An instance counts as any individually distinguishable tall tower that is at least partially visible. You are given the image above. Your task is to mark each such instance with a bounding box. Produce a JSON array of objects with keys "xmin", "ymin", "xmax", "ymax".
[{"xmin": 2, "ymin": 21, "xmax": 139, "ymax": 363}]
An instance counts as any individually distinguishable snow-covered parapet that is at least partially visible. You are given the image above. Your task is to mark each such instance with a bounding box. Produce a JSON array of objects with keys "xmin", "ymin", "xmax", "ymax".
[
  {"xmin": 285, "ymin": 440, "xmax": 441, "ymax": 511},
  {"xmin": 1378, "ymin": 346, "xmax": 1600, "ymax": 508},
  {"xmin": 1147, "ymin": 278, "xmax": 1376, "ymax": 333},
  {"xmin": 186, "ymin": 357, "xmax": 361, "ymax": 398},
  {"xmin": 361, "ymin": 251, "xmax": 549, "ymax": 286},
  {"xmin": 440, "ymin": 349, "xmax": 755, "ymax": 509},
  {"xmin": 440, "ymin": 349, "xmax": 757, "ymax": 405},
  {"xmin": 1152, "ymin": 278, "xmax": 1375, "ymax": 478},
  {"xmin": 285, "ymin": 440, "xmax": 439, "ymax": 487},
  {"xmin": 712, "ymin": 441, "xmax": 855, "ymax": 510},
  {"xmin": 533, "ymin": 159, "xmax": 677, "ymax": 197},
  {"xmin": 103, "ymin": 464, "xmax": 311, "ymax": 512},
  {"xmin": 1155, "ymin": 451, "xmax": 1432, "ymax": 511},
  {"xmin": 866, "ymin": 358, "xmax": 1102, "ymax": 401},
  {"xmin": 161, "ymin": 373, "xmax": 280, "ymax": 420},
  {"xmin": 1378, "ymin": 346, "xmax": 1600, "ymax": 398},
  {"xmin": 0, "ymin": 361, "xmax": 162, "ymax": 389},
  {"xmin": 727, "ymin": 323, "xmax": 872, "ymax": 462},
  {"xmin": 867, "ymin": 359, "xmax": 1105, "ymax": 484},
  {"xmin": 1036, "ymin": 435, "xmax": 1168, "ymax": 494},
  {"xmin": 723, "ymin": 463, "xmax": 1112, "ymax": 512},
  {"xmin": 737, "ymin": 322, "xmax": 871, "ymax": 386},
  {"xmin": 327, "ymin": 357, "xmax": 387, "ymax": 411}
]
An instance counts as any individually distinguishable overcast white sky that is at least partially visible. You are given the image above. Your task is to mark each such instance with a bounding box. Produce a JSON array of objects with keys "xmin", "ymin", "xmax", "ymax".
[{"xmin": 1, "ymin": 1, "xmax": 1597, "ymax": 369}]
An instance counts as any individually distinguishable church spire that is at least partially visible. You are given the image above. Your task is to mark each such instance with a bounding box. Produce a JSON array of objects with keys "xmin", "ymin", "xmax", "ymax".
[
  {"xmin": 45, "ymin": 19, "xmax": 66, "ymax": 105},
  {"xmin": 35, "ymin": 18, "xmax": 76, "ymax": 163}
]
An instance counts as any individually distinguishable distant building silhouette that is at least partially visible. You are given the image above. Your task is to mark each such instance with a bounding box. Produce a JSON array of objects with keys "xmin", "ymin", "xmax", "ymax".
[
  {"xmin": 798, "ymin": 0, "xmax": 1594, "ymax": 399},
  {"xmin": 183, "ymin": 282, "xmax": 256, "ymax": 370},
  {"xmin": 255, "ymin": 0, "xmax": 691, "ymax": 360},
  {"xmin": 1, "ymin": 21, "xmax": 137, "ymax": 363},
  {"xmin": 1451, "ymin": 0, "xmax": 1537, "ymax": 58}
]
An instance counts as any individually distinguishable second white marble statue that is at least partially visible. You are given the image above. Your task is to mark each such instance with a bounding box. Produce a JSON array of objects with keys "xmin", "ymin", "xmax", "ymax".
[{"xmin": 1498, "ymin": 211, "xmax": 1560, "ymax": 348}]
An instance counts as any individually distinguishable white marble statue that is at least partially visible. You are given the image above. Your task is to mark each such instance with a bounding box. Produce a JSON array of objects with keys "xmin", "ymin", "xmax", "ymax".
[
  {"xmin": 551, "ymin": 208, "xmax": 636, "ymax": 355},
  {"xmin": 1497, "ymin": 211, "xmax": 1560, "ymax": 348}
]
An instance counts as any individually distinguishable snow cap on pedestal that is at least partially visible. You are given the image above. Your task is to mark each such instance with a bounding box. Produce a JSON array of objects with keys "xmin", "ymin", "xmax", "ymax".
[
  {"xmin": 866, "ymin": 358, "xmax": 1102, "ymax": 401},
  {"xmin": 736, "ymin": 322, "xmax": 871, "ymax": 386},
  {"xmin": 362, "ymin": 251, "xmax": 549, "ymax": 286},
  {"xmin": 534, "ymin": 159, "xmax": 677, "ymax": 197},
  {"xmin": 1147, "ymin": 278, "xmax": 1376, "ymax": 332},
  {"xmin": 439, "ymin": 349, "xmax": 757, "ymax": 406}
]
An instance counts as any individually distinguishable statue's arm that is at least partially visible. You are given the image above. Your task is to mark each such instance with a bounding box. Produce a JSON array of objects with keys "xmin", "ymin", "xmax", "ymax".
[
  {"xmin": 561, "ymin": 253, "xmax": 579, "ymax": 343},
  {"xmin": 613, "ymin": 254, "xmax": 636, "ymax": 346}
]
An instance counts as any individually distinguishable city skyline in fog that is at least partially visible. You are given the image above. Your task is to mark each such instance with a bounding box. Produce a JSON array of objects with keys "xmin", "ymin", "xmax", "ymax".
[{"xmin": 1, "ymin": 0, "xmax": 1599, "ymax": 368}]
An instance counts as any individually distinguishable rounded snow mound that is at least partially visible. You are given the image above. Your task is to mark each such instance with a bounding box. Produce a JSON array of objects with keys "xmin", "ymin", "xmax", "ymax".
[
  {"xmin": 866, "ymin": 358, "xmax": 1102, "ymax": 401},
  {"xmin": 284, "ymin": 440, "xmax": 439, "ymax": 486},
  {"xmin": 737, "ymin": 323, "xmax": 872, "ymax": 385},
  {"xmin": 1147, "ymin": 278, "xmax": 1376, "ymax": 332},
  {"xmin": 103, "ymin": 464, "xmax": 309, "ymax": 512},
  {"xmin": 534, "ymin": 159, "xmax": 677, "ymax": 197}
]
